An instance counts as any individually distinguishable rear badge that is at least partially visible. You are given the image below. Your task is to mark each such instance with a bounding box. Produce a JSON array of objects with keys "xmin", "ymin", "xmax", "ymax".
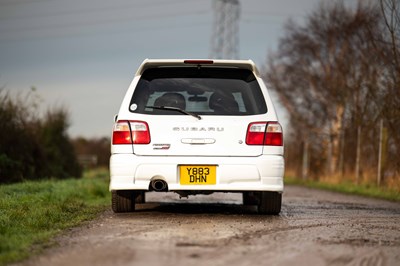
[{"xmin": 153, "ymin": 144, "xmax": 171, "ymax": 150}]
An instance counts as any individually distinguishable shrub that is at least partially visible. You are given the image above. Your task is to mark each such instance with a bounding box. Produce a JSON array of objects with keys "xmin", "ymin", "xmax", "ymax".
[{"xmin": 0, "ymin": 88, "xmax": 81, "ymax": 183}]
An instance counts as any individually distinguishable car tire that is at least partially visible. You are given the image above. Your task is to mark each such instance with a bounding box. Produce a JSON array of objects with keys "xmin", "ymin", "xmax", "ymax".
[
  {"xmin": 112, "ymin": 190, "xmax": 136, "ymax": 213},
  {"xmin": 258, "ymin": 191, "xmax": 281, "ymax": 215}
]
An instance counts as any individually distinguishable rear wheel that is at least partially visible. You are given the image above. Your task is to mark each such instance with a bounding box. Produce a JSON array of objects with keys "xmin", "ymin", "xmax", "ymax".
[
  {"xmin": 258, "ymin": 191, "xmax": 282, "ymax": 215},
  {"xmin": 111, "ymin": 190, "xmax": 136, "ymax": 213}
]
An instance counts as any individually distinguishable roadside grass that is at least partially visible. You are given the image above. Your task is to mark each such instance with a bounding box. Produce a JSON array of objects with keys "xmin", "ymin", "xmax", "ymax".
[
  {"xmin": 285, "ymin": 176, "xmax": 400, "ymax": 202},
  {"xmin": 0, "ymin": 168, "xmax": 110, "ymax": 266}
]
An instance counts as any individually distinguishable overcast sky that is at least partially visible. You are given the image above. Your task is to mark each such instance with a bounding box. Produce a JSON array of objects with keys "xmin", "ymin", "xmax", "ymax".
[{"xmin": 0, "ymin": 0, "xmax": 356, "ymax": 138}]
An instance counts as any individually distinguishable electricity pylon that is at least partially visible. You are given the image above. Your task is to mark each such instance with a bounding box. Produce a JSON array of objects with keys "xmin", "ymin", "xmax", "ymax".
[{"xmin": 210, "ymin": 0, "xmax": 240, "ymax": 59}]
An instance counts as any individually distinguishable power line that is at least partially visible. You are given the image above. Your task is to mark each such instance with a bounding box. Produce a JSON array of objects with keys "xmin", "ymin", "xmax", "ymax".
[
  {"xmin": 0, "ymin": 0, "xmax": 54, "ymax": 7},
  {"xmin": 244, "ymin": 10, "xmax": 304, "ymax": 17},
  {"xmin": 0, "ymin": 0, "xmax": 192, "ymax": 21},
  {"xmin": 0, "ymin": 14, "xmax": 210, "ymax": 42},
  {"xmin": 241, "ymin": 17, "xmax": 289, "ymax": 25},
  {"xmin": 0, "ymin": 9, "xmax": 210, "ymax": 36}
]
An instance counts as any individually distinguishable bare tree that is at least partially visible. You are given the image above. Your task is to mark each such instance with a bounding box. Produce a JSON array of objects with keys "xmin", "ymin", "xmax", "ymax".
[
  {"xmin": 378, "ymin": 0, "xmax": 400, "ymax": 174},
  {"xmin": 266, "ymin": 1, "xmax": 383, "ymax": 179}
]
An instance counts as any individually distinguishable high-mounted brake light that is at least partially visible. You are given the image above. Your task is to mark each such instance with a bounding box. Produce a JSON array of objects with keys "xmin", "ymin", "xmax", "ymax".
[
  {"xmin": 184, "ymin": 60, "xmax": 214, "ymax": 65},
  {"xmin": 246, "ymin": 122, "xmax": 283, "ymax": 146},
  {"xmin": 112, "ymin": 120, "xmax": 150, "ymax": 145}
]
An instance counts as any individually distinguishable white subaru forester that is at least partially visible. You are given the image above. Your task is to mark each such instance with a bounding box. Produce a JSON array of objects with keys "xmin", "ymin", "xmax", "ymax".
[{"xmin": 110, "ymin": 59, "xmax": 284, "ymax": 214}]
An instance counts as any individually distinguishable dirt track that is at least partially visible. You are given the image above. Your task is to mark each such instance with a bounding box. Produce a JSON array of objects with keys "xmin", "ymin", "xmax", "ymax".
[{"xmin": 17, "ymin": 185, "xmax": 400, "ymax": 266}]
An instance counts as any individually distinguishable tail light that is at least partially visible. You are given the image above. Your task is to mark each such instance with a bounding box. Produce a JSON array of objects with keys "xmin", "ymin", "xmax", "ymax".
[
  {"xmin": 246, "ymin": 122, "xmax": 283, "ymax": 146},
  {"xmin": 112, "ymin": 120, "xmax": 150, "ymax": 145}
]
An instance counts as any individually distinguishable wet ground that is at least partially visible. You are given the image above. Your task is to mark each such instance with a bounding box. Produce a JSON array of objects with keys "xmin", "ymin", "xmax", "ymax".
[{"xmin": 17, "ymin": 185, "xmax": 400, "ymax": 266}]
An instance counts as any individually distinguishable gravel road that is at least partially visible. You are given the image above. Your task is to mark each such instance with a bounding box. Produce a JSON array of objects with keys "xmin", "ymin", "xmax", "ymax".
[{"xmin": 17, "ymin": 185, "xmax": 400, "ymax": 266}]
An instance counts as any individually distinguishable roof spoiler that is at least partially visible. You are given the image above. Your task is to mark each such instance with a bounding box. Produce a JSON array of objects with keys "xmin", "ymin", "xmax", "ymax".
[{"xmin": 135, "ymin": 59, "xmax": 261, "ymax": 77}]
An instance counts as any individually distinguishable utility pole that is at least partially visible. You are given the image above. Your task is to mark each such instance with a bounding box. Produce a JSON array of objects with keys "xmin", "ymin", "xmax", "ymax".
[
  {"xmin": 302, "ymin": 139, "xmax": 309, "ymax": 180},
  {"xmin": 355, "ymin": 125, "xmax": 361, "ymax": 184},
  {"xmin": 377, "ymin": 119, "xmax": 388, "ymax": 186},
  {"xmin": 210, "ymin": 0, "xmax": 240, "ymax": 59},
  {"xmin": 377, "ymin": 119, "xmax": 383, "ymax": 186}
]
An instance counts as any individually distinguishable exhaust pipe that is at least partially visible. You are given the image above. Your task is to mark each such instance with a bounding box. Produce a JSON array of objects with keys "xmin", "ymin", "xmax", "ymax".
[{"xmin": 150, "ymin": 179, "xmax": 167, "ymax": 192}]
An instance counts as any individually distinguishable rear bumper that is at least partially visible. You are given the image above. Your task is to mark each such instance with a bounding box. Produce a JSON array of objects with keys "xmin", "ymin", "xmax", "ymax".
[{"xmin": 109, "ymin": 154, "xmax": 284, "ymax": 192}]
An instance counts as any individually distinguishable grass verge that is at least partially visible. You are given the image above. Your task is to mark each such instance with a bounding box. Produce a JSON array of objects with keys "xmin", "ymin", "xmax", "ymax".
[
  {"xmin": 0, "ymin": 168, "xmax": 110, "ymax": 266},
  {"xmin": 285, "ymin": 176, "xmax": 400, "ymax": 202}
]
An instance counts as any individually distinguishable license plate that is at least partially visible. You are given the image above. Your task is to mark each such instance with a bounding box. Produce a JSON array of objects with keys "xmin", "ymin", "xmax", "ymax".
[{"xmin": 179, "ymin": 165, "xmax": 216, "ymax": 185}]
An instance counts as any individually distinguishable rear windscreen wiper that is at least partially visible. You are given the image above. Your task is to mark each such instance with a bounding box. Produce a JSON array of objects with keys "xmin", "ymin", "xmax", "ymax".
[{"xmin": 146, "ymin": 106, "xmax": 202, "ymax": 120}]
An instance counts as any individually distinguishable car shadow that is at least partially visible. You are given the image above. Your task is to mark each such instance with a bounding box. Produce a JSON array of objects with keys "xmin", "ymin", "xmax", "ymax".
[{"xmin": 134, "ymin": 202, "xmax": 260, "ymax": 215}]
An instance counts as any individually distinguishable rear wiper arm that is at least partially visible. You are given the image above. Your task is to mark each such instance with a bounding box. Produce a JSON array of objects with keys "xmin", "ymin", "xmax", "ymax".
[{"xmin": 146, "ymin": 105, "xmax": 202, "ymax": 120}]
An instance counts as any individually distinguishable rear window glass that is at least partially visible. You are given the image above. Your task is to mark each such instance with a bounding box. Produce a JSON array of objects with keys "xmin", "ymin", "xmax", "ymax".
[{"xmin": 129, "ymin": 67, "xmax": 267, "ymax": 116}]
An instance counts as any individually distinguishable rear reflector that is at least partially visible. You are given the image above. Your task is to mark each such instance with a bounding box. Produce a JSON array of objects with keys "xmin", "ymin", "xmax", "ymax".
[
  {"xmin": 246, "ymin": 122, "xmax": 283, "ymax": 146},
  {"xmin": 184, "ymin": 60, "xmax": 214, "ymax": 65},
  {"xmin": 112, "ymin": 120, "xmax": 150, "ymax": 145}
]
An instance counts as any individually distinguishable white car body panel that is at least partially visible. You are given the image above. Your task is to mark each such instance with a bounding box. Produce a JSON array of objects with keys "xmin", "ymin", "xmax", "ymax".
[{"xmin": 110, "ymin": 154, "xmax": 284, "ymax": 191}]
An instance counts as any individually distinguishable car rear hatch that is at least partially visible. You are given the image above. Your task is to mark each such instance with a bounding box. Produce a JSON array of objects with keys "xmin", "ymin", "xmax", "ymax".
[
  {"xmin": 132, "ymin": 115, "xmax": 268, "ymax": 157},
  {"xmin": 114, "ymin": 59, "xmax": 282, "ymax": 157}
]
